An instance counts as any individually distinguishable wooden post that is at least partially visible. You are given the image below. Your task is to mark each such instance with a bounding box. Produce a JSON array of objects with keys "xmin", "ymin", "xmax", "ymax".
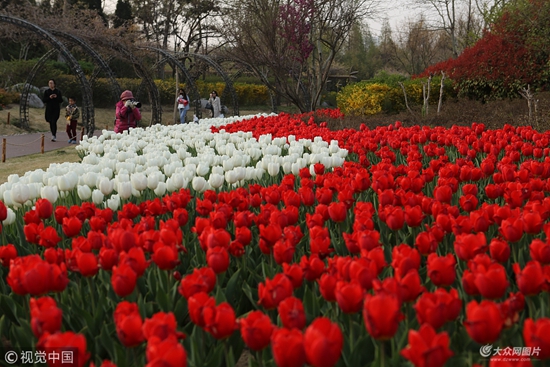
[
  {"xmin": 6, "ymin": 112, "xmax": 10, "ymax": 125},
  {"xmin": 2, "ymin": 138, "xmax": 6, "ymax": 162},
  {"xmin": 80, "ymin": 127, "xmax": 85, "ymax": 141},
  {"xmin": 41, "ymin": 134, "xmax": 45, "ymax": 154}
]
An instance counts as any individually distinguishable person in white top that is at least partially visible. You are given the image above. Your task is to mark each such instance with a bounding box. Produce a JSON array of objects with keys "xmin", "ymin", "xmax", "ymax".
[
  {"xmin": 177, "ymin": 89, "xmax": 190, "ymax": 124},
  {"xmin": 208, "ymin": 90, "xmax": 221, "ymax": 118}
]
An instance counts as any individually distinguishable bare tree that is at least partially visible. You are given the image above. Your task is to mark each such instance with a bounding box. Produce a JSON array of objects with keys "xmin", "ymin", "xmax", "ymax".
[
  {"xmin": 408, "ymin": 0, "xmax": 479, "ymax": 57},
  {"xmin": 222, "ymin": 0, "xmax": 381, "ymax": 112}
]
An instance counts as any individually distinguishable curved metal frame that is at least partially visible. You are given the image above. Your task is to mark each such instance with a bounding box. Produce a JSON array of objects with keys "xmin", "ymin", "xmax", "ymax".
[
  {"xmin": 20, "ymin": 49, "xmax": 56, "ymax": 128},
  {"xmin": 142, "ymin": 47, "xmax": 204, "ymax": 119},
  {"xmin": 49, "ymin": 29, "xmax": 122, "ymax": 104},
  {"xmin": 215, "ymin": 57, "xmax": 278, "ymax": 113},
  {"xmin": 0, "ymin": 15, "xmax": 95, "ymax": 134},
  {"xmin": 178, "ymin": 52, "xmax": 240, "ymax": 117}
]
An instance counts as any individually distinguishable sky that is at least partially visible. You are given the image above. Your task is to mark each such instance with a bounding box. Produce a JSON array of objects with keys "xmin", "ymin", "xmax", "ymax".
[{"xmin": 102, "ymin": 0, "xmax": 417, "ymax": 39}]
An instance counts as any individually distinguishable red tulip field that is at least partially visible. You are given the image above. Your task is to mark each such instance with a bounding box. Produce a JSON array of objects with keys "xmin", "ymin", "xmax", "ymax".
[{"xmin": 1, "ymin": 110, "xmax": 549, "ymax": 367}]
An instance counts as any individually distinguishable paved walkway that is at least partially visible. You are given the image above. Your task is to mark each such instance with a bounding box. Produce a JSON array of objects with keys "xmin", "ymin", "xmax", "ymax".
[{"xmin": 0, "ymin": 129, "xmax": 102, "ymax": 160}]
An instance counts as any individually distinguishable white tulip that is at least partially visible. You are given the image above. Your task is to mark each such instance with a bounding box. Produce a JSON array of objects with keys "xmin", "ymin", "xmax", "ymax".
[
  {"xmin": 117, "ymin": 181, "xmax": 132, "ymax": 200},
  {"xmin": 147, "ymin": 174, "xmax": 159, "ymax": 190},
  {"xmin": 2, "ymin": 208, "xmax": 15, "ymax": 226},
  {"xmin": 2, "ymin": 190, "xmax": 14, "ymax": 207},
  {"xmin": 225, "ymin": 170, "xmax": 238, "ymax": 185},
  {"xmin": 192, "ymin": 176, "xmax": 207, "ymax": 192},
  {"xmin": 91, "ymin": 189, "xmax": 104, "ymax": 205},
  {"xmin": 11, "ymin": 184, "xmax": 30, "ymax": 204},
  {"xmin": 196, "ymin": 163, "xmax": 210, "ymax": 177},
  {"xmin": 154, "ymin": 182, "xmax": 167, "ymax": 196},
  {"xmin": 41, "ymin": 186, "xmax": 59, "ymax": 203},
  {"xmin": 267, "ymin": 162, "xmax": 280, "ymax": 177},
  {"xmin": 99, "ymin": 178, "xmax": 115, "ymax": 196},
  {"xmin": 208, "ymin": 173, "xmax": 224, "ymax": 189},
  {"xmin": 77, "ymin": 185, "xmax": 92, "ymax": 200},
  {"xmin": 131, "ymin": 172, "xmax": 148, "ymax": 191},
  {"xmin": 106, "ymin": 194, "xmax": 121, "ymax": 211}
]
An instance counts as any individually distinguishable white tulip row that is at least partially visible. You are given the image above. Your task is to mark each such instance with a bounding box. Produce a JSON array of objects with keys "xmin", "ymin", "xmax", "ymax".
[{"xmin": 0, "ymin": 114, "xmax": 348, "ymax": 224}]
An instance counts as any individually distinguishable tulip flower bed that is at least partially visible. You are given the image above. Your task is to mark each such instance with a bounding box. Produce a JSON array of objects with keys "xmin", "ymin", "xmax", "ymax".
[{"xmin": 0, "ymin": 110, "xmax": 550, "ymax": 367}]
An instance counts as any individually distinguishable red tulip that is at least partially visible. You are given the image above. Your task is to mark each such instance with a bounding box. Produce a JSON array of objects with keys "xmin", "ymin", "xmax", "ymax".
[
  {"xmin": 113, "ymin": 301, "xmax": 144, "ymax": 347},
  {"xmin": 472, "ymin": 261, "xmax": 509, "ymax": 300},
  {"xmin": 35, "ymin": 198, "xmax": 53, "ymax": 219},
  {"xmin": 523, "ymin": 317, "xmax": 550, "ymax": 359},
  {"xmin": 187, "ymin": 292, "xmax": 215, "ymax": 328},
  {"xmin": 404, "ymin": 205, "xmax": 424, "ymax": 227},
  {"xmin": 318, "ymin": 273, "xmax": 337, "ymax": 302},
  {"xmin": 499, "ymin": 216, "xmax": 524, "ymax": 243},
  {"xmin": 414, "ymin": 288, "xmax": 462, "ymax": 330},
  {"xmin": 499, "ymin": 292, "xmax": 525, "ymax": 328},
  {"xmin": 454, "ymin": 232, "xmax": 488, "ymax": 261},
  {"xmin": 203, "ymin": 302, "xmax": 237, "ymax": 340},
  {"xmin": 335, "ymin": 280, "xmax": 363, "ymax": 314},
  {"xmin": 271, "ymin": 328, "xmax": 306, "ymax": 367},
  {"xmin": 464, "ymin": 300, "xmax": 503, "ymax": 344},
  {"xmin": 400, "ymin": 323, "xmax": 453, "ymax": 367},
  {"xmin": 489, "ymin": 238, "xmax": 510, "ymax": 263},
  {"xmin": 152, "ymin": 244, "xmax": 180, "ymax": 271},
  {"xmin": 178, "ymin": 267, "xmax": 216, "ymax": 300},
  {"xmin": 111, "ymin": 263, "xmax": 138, "ymax": 298},
  {"xmin": 206, "ymin": 247, "xmax": 230, "ymax": 274},
  {"xmin": 37, "ymin": 331, "xmax": 90, "ymax": 367},
  {"xmin": 278, "ymin": 297, "xmax": 306, "ymax": 330},
  {"xmin": 426, "ymin": 253, "xmax": 456, "ymax": 287},
  {"xmin": 327, "ymin": 202, "xmax": 347, "ymax": 223},
  {"xmin": 363, "ymin": 292, "xmax": 404, "ymax": 340},
  {"xmin": 258, "ymin": 274, "xmax": 293, "ymax": 310},
  {"xmin": 530, "ymin": 239, "xmax": 550, "ymax": 264},
  {"xmin": 62, "ymin": 216, "xmax": 83, "ymax": 238},
  {"xmin": 143, "ymin": 312, "xmax": 184, "ymax": 341},
  {"xmin": 433, "ymin": 186, "xmax": 452, "ymax": 203},
  {"xmin": 239, "ymin": 311, "xmax": 273, "ymax": 351},
  {"xmin": 513, "ymin": 261, "xmax": 545, "ymax": 296},
  {"xmin": 0, "ymin": 244, "xmax": 17, "ymax": 267},
  {"xmin": 145, "ymin": 335, "xmax": 187, "ymax": 367},
  {"xmin": 304, "ymin": 318, "xmax": 343, "ymax": 367},
  {"xmin": 282, "ymin": 263, "xmax": 304, "ymax": 289},
  {"xmin": 30, "ymin": 297, "xmax": 62, "ymax": 338}
]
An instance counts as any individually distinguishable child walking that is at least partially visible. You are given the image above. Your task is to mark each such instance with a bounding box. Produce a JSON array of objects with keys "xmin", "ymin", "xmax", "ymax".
[{"xmin": 65, "ymin": 97, "xmax": 79, "ymax": 144}]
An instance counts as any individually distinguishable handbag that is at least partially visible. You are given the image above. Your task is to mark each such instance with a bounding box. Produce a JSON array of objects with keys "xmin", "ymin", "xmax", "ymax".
[{"xmin": 205, "ymin": 102, "xmax": 213, "ymax": 110}]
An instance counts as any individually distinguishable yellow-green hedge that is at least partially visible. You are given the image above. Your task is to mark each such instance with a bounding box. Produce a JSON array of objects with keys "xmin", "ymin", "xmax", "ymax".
[
  {"xmin": 52, "ymin": 76, "xmax": 270, "ymax": 108},
  {"xmin": 336, "ymin": 77, "xmax": 455, "ymax": 116}
]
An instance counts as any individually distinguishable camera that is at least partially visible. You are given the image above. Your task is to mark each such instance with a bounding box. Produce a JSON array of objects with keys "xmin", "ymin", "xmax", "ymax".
[{"xmin": 129, "ymin": 99, "xmax": 141, "ymax": 108}]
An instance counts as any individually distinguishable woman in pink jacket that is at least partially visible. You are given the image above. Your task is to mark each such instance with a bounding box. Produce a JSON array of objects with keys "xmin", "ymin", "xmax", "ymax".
[{"xmin": 115, "ymin": 90, "xmax": 142, "ymax": 133}]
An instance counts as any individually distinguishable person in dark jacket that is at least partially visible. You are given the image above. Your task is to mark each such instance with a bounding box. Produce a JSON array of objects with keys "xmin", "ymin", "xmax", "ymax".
[{"xmin": 42, "ymin": 79, "xmax": 63, "ymax": 142}]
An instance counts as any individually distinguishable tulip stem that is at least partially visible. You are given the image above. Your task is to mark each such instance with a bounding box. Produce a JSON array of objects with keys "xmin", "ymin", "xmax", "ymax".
[
  {"xmin": 255, "ymin": 350, "xmax": 264, "ymax": 367},
  {"xmin": 87, "ymin": 276, "xmax": 96, "ymax": 315}
]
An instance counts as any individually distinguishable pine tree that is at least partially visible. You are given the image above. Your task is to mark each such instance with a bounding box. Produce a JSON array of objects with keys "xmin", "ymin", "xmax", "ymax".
[{"xmin": 114, "ymin": 0, "xmax": 133, "ymax": 28}]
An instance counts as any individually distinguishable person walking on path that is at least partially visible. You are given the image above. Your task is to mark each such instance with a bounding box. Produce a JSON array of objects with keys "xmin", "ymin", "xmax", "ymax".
[
  {"xmin": 114, "ymin": 90, "xmax": 142, "ymax": 133},
  {"xmin": 177, "ymin": 89, "xmax": 190, "ymax": 124},
  {"xmin": 65, "ymin": 97, "xmax": 80, "ymax": 144},
  {"xmin": 43, "ymin": 79, "xmax": 63, "ymax": 142},
  {"xmin": 208, "ymin": 90, "xmax": 221, "ymax": 118}
]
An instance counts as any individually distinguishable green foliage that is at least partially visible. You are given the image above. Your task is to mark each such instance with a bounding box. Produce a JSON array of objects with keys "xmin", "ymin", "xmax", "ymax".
[
  {"xmin": 336, "ymin": 76, "xmax": 456, "ymax": 116},
  {"xmin": 0, "ymin": 88, "xmax": 20, "ymax": 105}
]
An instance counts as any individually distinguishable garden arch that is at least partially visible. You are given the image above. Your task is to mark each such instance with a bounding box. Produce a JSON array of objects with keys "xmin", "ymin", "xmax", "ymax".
[
  {"xmin": 214, "ymin": 57, "xmax": 278, "ymax": 114},
  {"xmin": 19, "ymin": 29, "xmax": 122, "ymax": 135},
  {"xmin": 90, "ymin": 39, "xmax": 162, "ymax": 126},
  {"xmin": 178, "ymin": 52, "xmax": 240, "ymax": 117},
  {"xmin": 0, "ymin": 15, "xmax": 95, "ymax": 134},
  {"xmin": 142, "ymin": 47, "xmax": 203, "ymax": 119}
]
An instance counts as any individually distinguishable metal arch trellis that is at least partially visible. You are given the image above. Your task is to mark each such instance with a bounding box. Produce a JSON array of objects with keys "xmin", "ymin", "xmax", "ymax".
[
  {"xmin": 87, "ymin": 39, "xmax": 163, "ymax": 126},
  {"xmin": 115, "ymin": 44, "xmax": 162, "ymax": 127},
  {"xmin": 49, "ymin": 29, "xmax": 122, "ymax": 104},
  {"xmin": 214, "ymin": 57, "xmax": 278, "ymax": 114},
  {"xmin": 19, "ymin": 49, "xmax": 56, "ymax": 129},
  {"xmin": 178, "ymin": 52, "xmax": 240, "ymax": 117},
  {"xmin": 145, "ymin": 48, "xmax": 203, "ymax": 120},
  {"xmin": 0, "ymin": 15, "xmax": 95, "ymax": 134}
]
